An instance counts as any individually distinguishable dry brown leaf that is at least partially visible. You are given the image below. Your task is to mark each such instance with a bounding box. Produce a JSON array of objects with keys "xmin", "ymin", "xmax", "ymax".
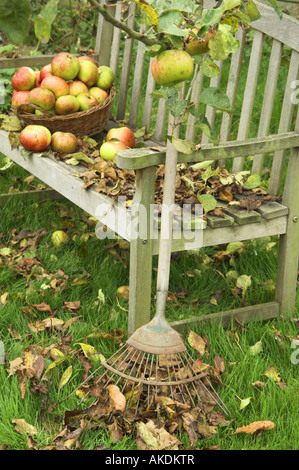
[
  {"xmin": 188, "ymin": 331, "xmax": 206, "ymax": 356},
  {"xmin": 233, "ymin": 420, "xmax": 275, "ymax": 435},
  {"xmin": 12, "ymin": 419, "xmax": 37, "ymax": 437},
  {"xmin": 106, "ymin": 384, "xmax": 126, "ymax": 413}
]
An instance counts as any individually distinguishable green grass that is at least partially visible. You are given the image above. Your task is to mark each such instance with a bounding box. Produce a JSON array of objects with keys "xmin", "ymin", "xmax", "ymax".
[{"xmin": 0, "ymin": 187, "xmax": 298, "ymax": 450}]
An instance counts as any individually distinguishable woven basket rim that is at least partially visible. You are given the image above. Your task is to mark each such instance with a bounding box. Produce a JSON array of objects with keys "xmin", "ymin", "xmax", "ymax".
[{"xmin": 15, "ymin": 85, "xmax": 116, "ymax": 122}]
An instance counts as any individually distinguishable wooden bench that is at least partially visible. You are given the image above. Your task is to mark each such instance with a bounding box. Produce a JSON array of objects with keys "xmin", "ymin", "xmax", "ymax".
[{"xmin": 1, "ymin": 1, "xmax": 299, "ymax": 335}]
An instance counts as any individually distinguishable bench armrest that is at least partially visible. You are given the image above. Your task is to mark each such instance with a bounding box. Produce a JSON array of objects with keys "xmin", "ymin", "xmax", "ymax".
[{"xmin": 116, "ymin": 132, "xmax": 299, "ymax": 170}]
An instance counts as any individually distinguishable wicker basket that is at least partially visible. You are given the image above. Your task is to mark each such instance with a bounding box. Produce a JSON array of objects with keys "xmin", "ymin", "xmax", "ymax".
[{"xmin": 15, "ymin": 85, "xmax": 116, "ymax": 137}]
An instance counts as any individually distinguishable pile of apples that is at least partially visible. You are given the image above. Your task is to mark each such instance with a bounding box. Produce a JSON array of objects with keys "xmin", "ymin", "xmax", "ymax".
[
  {"xmin": 12, "ymin": 51, "xmax": 136, "ymax": 159},
  {"xmin": 11, "ymin": 52, "xmax": 115, "ymax": 116}
]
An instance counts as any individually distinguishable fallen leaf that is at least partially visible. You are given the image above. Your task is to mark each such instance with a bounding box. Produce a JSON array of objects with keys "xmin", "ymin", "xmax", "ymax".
[
  {"xmin": 233, "ymin": 420, "xmax": 275, "ymax": 434},
  {"xmin": 188, "ymin": 331, "xmax": 206, "ymax": 356},
  {"xmin": 12, "ymin": 419, "xmax": 37, "ymax": 437},
  {"xmin": 106, "ymin": 384, "xmax": 126, "ymax": 413},
  {"xmin": 58, "ymin": 365, "xmax": 73, "ymax": 391}
]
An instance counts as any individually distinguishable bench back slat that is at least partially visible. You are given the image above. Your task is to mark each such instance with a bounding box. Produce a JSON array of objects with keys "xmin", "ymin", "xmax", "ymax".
[
  {"xmin": 217, "ymin": 27, "xmax": 246, "ymax": 168},
  {"xmin": 269, "ymin": 49, "xmax": 299, "ymax": 195},
  {"xmin": 232, "ymin": 29, "xmax": 265, "ymax": 173},
  {"xmin": 251, "ymin": 39, "xmax": 284, "ymax": 175}
]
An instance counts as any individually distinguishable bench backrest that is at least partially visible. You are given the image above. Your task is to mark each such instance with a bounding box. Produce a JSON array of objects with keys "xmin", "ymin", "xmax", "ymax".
[{"xmin": 95, "ymin": 0, "xmax": 299, "ymax": 196}]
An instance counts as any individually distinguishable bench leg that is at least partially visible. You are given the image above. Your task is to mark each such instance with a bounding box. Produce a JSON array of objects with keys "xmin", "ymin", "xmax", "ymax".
[
  {"xmin": 128, "ymin": 166, "xmax": 156, "ymax": 335},
  {"xmin": 275, "ymin": 146, "xmax": 299, "ymax": 316}
]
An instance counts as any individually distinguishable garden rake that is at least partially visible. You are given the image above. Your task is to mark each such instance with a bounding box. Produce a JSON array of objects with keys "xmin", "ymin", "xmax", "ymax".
[{"xmin": 62, "ymin": 115, "xmax": 230, "ymax": 419}]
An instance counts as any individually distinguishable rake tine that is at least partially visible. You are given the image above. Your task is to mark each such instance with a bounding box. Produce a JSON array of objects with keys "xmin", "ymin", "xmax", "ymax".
[{"xmin": 184, "ymin": 349, "xmax": 231, "ymax": 416}]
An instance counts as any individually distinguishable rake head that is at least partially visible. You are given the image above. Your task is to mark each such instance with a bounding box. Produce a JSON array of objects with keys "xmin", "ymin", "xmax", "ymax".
[{"xmin": 63, "ymin": 338, "xmax": 230, "ymax": 421}]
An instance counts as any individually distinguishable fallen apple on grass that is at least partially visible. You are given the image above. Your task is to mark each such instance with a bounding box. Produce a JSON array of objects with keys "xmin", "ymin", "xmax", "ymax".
[
  {"xmin": 151, "ymin": 49, "xmax": 194, "ymax": 86},
  {"xmin": 20, "ymin": 125, "xmax": 52, "ymax": 152},
  {"xmin": 11, "ymin": 67, "xmax": 36, "ymax": 91},
  {"xmin": 106, "ymin": 126, "xmax": 135, "ymax": 148},
  {"xmin": 51, "ymin": 230, "xmax": 69, "ymax": 247},
  {"xmin": 29, "ymin": 87, "xmax": 56, "ymax": 111},
  {"xmin": 51, "ymin": 131, "xmax": 78, "ymax": 153},
  {"xmin": 55, "ymin": 95, "xmax": 80, "ymax": 115},
  {"xmin": 100, "ymin": 141, "xmax": 129, "ymax": 161}
]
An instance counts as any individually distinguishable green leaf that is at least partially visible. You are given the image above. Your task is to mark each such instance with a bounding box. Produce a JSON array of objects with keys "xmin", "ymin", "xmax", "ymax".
[
  {"xmin": 239, "ymin": 396, "xmax": 253, "ymax": 410},
  {"xmin": 266, "ymin": 0, "xmax": 283, "ymax": 19},
  {"xmin": 200, "ymin": 87, "xmax": 232, "ymax": 113},
  {"xmin": 202, "ymin": 7, "xmax": 226, "ymax": 26},
  {"xmin": 165, "ymin": 98, "xmax": 187, "ymax": 117},
  {"xmin": 200, "ymin": 56, "xmax": 221, "ymax": 78},
  {"xmin": 249, "ymin": 340, "xmax": 263, "ymax": 356},
  {"xmin": 226, "ymin": 241, "xmax": 243, "ymax": 255},
  {"xmin": 0, "ymin": 157, "xmax": 14, "ymax": 171},
  {"xmin": 132, "ymin": 0, "xmax": 159, "ymax": 25},
  {"xmin": 0, "ymin": 0, "xmax": 31, "ymax": 44},
  {"xmin": 34, "ymin": 0, "xmax": 59, "ymax": 44},
  {"xmin": 58, "ymin": 365, "xmax": 73, "ymax": 391},
  {"xmin": 245, "ymin": 0, "xmax": 262, "ymax": 21},
  {"xmin": 208, "ymin": 24, "xmax": 240, "ymax": 61},
  {"xmin": 197, "ymin": 193, "xmax": 218, "ymax": 213},
  {"xmin": 158, "ymin": 10, "xmax": 183, "ymax": 32},
  {"xmin": 236, "ymin": 274, "xmax": 252, "ymax": 296},
  {"xmin": 242, "ymin": 174, "xmax": 261, "ymax": 189},
  {"xmin": 168, "ymin": 136, "xmax": 196, "ymax": 154},
  {"xmin": 0, "ymin": 114, "xmax": 22, "ymax": 132}
]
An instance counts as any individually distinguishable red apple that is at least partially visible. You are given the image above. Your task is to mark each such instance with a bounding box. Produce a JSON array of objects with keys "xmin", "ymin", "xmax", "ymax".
[
  {"xmin": 40, "ymin": 64, "xmax": 52, "ymax": 81},
  {"xmin": 77, "ymin": 60, "xmax": 98, "ymax": 87},
  {"xmin": 96, "ymin": 65, "xmax": 115, "ymax": 90},
  {"xmin": 55, "ymin": 95, "xmax": 80, "ymax": 115},
  {"xmin": 100, "ymin": 141, "xmax": 129, "ymax": 161},
  {"xmin": 106, "ymin": 126, "xmax": 135, "ymax": 148},
  {"xmin": 89, "ymin": 86, "xmax": 108, "ymax": 104},
  {"xmin": 68, "ymin": 80, "xmax": 88, "ymax": 96},
  {"xmin": 77, "ymin": 92, "xmax": 98, "ymax": 111},
  {"xmin": 51, "ymin": 52, "xmax": 80, "ymax": 80},
  {"xmin": 35, "ymin": 71, "xmax": 41, "ymax": 87},
  {"xmin": 151, "ymin": 50, "xmax": 194, "ymax": 86},
  {"xmin": 29, "ymin": 87, "xmax": 56, "ymax": 111},
  {"xmin": 11, "ymin": 90, "xmax": 35, "ymax": 113},
  {"xmin": 40, "ymin": 75, "xmax": 69, "ymax": 98},
  {"xmin": 51, "ymin": 131, "xmax": 78, "ymax": 153},
  {"xmin": 11, "ymin": 67, "xmax": 36, "ymax": 91},
  {"xmin": 20, "ymin": 125, "xmax": 52, "ymax": 152}
]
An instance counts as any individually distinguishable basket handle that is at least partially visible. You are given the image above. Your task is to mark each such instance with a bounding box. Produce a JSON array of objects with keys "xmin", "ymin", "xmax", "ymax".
[{"xmin": 16, "ymin": 103, "xmax": 54, "ymax": 119}]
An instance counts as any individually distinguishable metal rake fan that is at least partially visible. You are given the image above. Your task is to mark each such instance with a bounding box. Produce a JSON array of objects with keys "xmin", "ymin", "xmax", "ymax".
[{"xmin": 62, "ymin": 115, "xmax": 230, "ymax": 419}]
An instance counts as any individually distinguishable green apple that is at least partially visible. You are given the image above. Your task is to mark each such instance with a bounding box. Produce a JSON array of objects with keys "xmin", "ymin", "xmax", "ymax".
[
  {"xmin": 77, "ymin": 60, "xmax": 99, "ymax": 87},
  {"xmin": 96, "ymin": 66, "xmax": 115, "ymax": 90},
  {"xmin": 151, "ymin": 50, "xmax": 194, "ymax": 86},
  {"xmin": 100, "ymin": 141, "xmax": 129, "ymax": 161},
  {"xmin": 29, "ymin": 87, "xmax": 56, "ymax": 111},
  {"xmin": 55, "ymin": 95, "xmax": 80, "ymax": 115},
  {"xmin": 77, "ymin": 92, "xmax": 98, "ymax": 111}
]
